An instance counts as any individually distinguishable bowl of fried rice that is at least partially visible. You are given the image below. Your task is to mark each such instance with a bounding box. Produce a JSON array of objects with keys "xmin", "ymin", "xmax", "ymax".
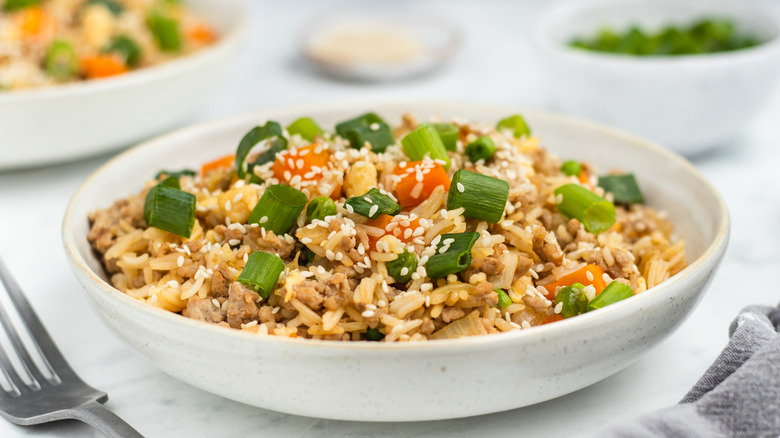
[
  {"xmin": 0, "ymin": 0, "xmax": 248, "ymax": 169},
  {"xmin": 63, "ymin": 102, "xmax": 729, "ymax": 421}
]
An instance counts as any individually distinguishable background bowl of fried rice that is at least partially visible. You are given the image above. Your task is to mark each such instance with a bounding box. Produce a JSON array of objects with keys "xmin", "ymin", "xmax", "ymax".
[
  {"xmin": 0, "ymin": 0, "xmax": 248, "ymax": 169},
  {"xmin": 62, "ymin": 102, "xmax": 729, "ymax": 421}
]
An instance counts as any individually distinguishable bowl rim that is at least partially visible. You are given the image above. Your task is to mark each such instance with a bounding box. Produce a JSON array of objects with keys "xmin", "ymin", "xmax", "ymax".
[
  {"xmin": 0, "ymin": 0, "xmax": 250, "ymax": 103},
  {"xmin": 534, "ymin": 0, "xmax": 780, "ymax": 66},
  {"xmin": 62, "ymin": 100, "xmax": 730, "ymax": 352}
]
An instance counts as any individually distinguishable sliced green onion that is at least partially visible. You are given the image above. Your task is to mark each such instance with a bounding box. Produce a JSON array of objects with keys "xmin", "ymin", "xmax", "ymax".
[
  {"xmin": 446, "ymin": 169, "xmax": 509, "ymax": 224},
  {"xmin": 147, "ymin": 11, "xmax": 181, "ymax": 52},
  {"xmin": 306, "ymin": 196, "xmax": 337, "ymax": 223},
  {"xmin": 598, "ymin": 174, "xmax": 645, "ymax": 204},
  {"xmin": 143, "ymin": 177, "xmax": 196, "ymax": 238},
  {"xmin": 335, "ymin": 112, "xmax": 385, "ymax": 138},
  {"xmin": 386, "ymin": 250, "xmax": 417, "ymax": 284},
  {"xmin": 87, "ymin": 0, "xmax": 123, "ymax": 15},
  {"xmin": 496, "ymin": 289, "xmax": 512, "ymax": 309},
  {"xmin": 3, "ymin": 0, "xmax": 39, "ymax": 11},
  {"xmin": 465, "ymin": 136, "xmax": 496, "ymax": 163},
  {"xmin": 155, "ymin": 169, "xmax": 195, "ymax": 179},
  {"xmin": 44, "ymin": 40, "xmax": 79, "ymax": 80},
  {"xmin": 344, "ymin": 124, "xmax": 395, "ymax": 153},
  {"xmin": 561, "ymin": 160, "xmax": 582, "ymax": 177},
  {"xmin": 286, "ymin": 117, "xmax": 323, "ymax": 142},
  {"xmin": 421, "ymin": 122, "xmax": 459, "ymax": 152},
  {"xmin": 497, "ymin": 114, "xmax": 531, "ymax": 138},
  {"xmin": 586, "ymin": 281, "xmax": 634, "ymax": 312},
  {"xmin": 345, "ymin": 188, "xmax": 401, "ymax": 219},
  {"xmin": 236, "ymin": 251, "xmax": 285, "ymax": 299},
  {"xmin": 235, "ymin": 122, "xmax": 286, "ymax": 180},
  {"xmin": 401, "ymin": 125, "xmax": 451, "ymax": 169},
  {"xmin": 365, "ymin": 327, "xmax": 384, "ymax": 341},
  {"xmin": 103, "ymin": 35, "xmax": 141, "ymax": 67},
  {"xmin": 555, "ymin": 283, "xmax": 588, "ymax": 318},
  {"xmin": 247, "ymin": 185, "xmax": 306, "ymax": 236},
  {"xmin": 554, "ymin": 183, "xmax": 616, "ymax": 234},
  {"xmin": 426, "ymin": 232, "xmax": 479, "ymax": 279}
]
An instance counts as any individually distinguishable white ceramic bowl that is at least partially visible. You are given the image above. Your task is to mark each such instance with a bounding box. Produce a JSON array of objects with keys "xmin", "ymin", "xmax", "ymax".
[
  {"xmin": 534, "ymin": 0, "xmax": 780, "ymax": 155},
  {"xmin": 62, "ymin": 102, "xmax": 729, "ymax": 421},
  {"xmin": 0, "ymin": 0, "xmax": 248, "ymax": 170}
]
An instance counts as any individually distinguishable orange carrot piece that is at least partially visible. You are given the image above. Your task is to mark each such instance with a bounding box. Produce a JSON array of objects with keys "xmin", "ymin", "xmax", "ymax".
[
  {"xmin": 542, "ymin": 314, "xmax": 565, "ymax": 325},
  {"xmin": 364, "ymin": 214, "xmax": 422, "ymax": 251},
  {"xmin": 81, "ymin": 54, "xmax": 129, "ymax": 78},
  {"xmin": 187, "ymin": 23, "xmax": 217, "ymax": 44},
  {"xmin": 18, "ymin": 7, "xmax": 55, "ymax": 40},
  {"xmin": 272, "ymin": 144, "xmax": 331, "ymax": 183},
  {"xmin": 393, "ymin": 161, "xmax": 451, "ymax": 208},
  {"xmin": 542, "ymin": 264, "xmax": 607, "ymax": 299},
  {"xmin": 201, "ymin": 154, "xmax": 235, "ymax": 175}
]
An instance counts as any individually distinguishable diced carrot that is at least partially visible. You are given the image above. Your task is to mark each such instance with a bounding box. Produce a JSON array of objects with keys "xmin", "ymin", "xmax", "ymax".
[
  {"xmin": 201, "ymin": 154, "xmax": 235, "ymax": 175},
  {"xmin": 273, "ymin": 144, "xmax": 331, "ymax": 183},
  {"xmin": 18, "ymin": 7, "xmax": 55, "ymax": 40},
  {"xmin": 81, "ymin": 54, "xmax": 129, "ymax": 78},
  {"xmin": 542, "ymin": 314, "xmax": 564, "ymax": 325},
  {"xmin": 392, "ymin": 161, "xmax": 451, "ymax": 208},
  {"xmin": 542, "ymin": 264, "xmax": 607, "ymax": 299},
  {"xmin": 578, "ymin": 170, "xmax": 589, "ymax": 184},
  {"xmin": 364, "ymin": 214, "xmax": 422, "ymax": 252},
  {"xmin": 187, "ymin": 23, "xmax": 217, "ymax": 44}
]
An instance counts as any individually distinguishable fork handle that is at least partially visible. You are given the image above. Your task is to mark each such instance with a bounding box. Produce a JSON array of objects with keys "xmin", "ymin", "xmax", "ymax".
[{"xmin": 68, "ymin": 400, "xmax": 144, "ymax": 438}]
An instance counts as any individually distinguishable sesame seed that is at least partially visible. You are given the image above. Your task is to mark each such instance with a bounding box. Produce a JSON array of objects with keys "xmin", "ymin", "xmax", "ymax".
[
  {"xmin": 259, "ymin": 216, "xmax": 269, "ymax": 224},
  {"xmin": 233, "ymin": 193, "xmax": 243, "ymax": 202},
  {"xmin": 228, "ymin": 239, "xmax": 241, "ymax": 246},
  {"xmin": 177, "ymin": 255, "xmax": 184, "ymax": 267},
  {"xmin": 400, "ymin": 267, "xmax": 409, "ymax": 276},
  {"xmin": 369, "ymin": 205, "xmax": 379, "ymax": 217},
  {"xmin": 457, "ymin": 183, "xmax": 465, "ymax": 193},
  {"xmin": 301, "ymin": 237, "xmax": 312, "ymax": 244},
  {"xmin": 411, "ymin": 182, "xmax": 423, "ymax": 199},
  {"xmin": 224, "ymin": 201, "xmax": 232, "ymax": 211},
  {"xmin": 586, "ymin": 270, "xmax": 594, "ymax": 281},
  {"xmin": 167, "ymin": 280, "xmax": 179, "ymax": 288}
]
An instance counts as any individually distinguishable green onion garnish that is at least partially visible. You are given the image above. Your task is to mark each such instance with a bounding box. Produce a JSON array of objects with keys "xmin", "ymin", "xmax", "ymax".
[
  {"xmin": 247, "ymin": 185, "xmax": 307, "ymax": 236},
  {"xmin": 87, "ymin": 0, "xmax": 123, "ymax": 15},
  {"xmin": 496, "ymin": 289, "xmax": 512, "ymax": 309},
  {"xmin": 554, "ymin": 183, "xmax": 616, "ymax": 234},
  {"xmin": 496, "ymin": 114, "xmax": 531, "ymax": 138},
  {"xmin": 236, "ymin": 251, "xmax": 285, "ymax": 299},
  {"xmin": 143, "ymin": 177, "xmax": 196, "ymax": 238},
  {"xmin": 426, "ymin": 232, "xmax": 479, "ymax": 279},
  {"xmin": 306, "ymin": 196, "xmax": 337, "ymax": 223},
  {"xmin": 286, "ymin": 117, "xmax": 323, "ymax": 142},
  {"xmin": 103, "ymin": 35, "xmax": 141, "ymax": 67},
  {"xmin": 3, "ymin": 0, "xmax": 39, "ymax": 11},
  {"xmin": 561, "ymin": 160, "xmax": 582, "ymax": 177},
  {"xmin": 365, "ymin": 327, "xmax": 384, "ymax": 341},
  {"xmin": 44, "ymin": 40, "xmax": 79, "ymax": 80},
  {"xmin": 146, "ymin": 11, "xmax": 181, "ymax": 52},
  {"xmin": 586, "ymin": 281, "xmax": 634, "ymax": 312},
  {"xmin": 344, "ymin": 124, "xmax": 395, "ymax": 153},
  {"xmin": 345, "ymin": 188, "xmax": 401, "ymax": 219},
  {"xmin": 446, "ymin": 169, "xmax": 509, "ymax": 224},
  {"xmin": 465, "ymin": 136, "xmax": 496, "ymax": 163},
  {"xmin": 401, "ymin": 125, "xmax": 451, "ymax": 170},
  {"xmin": 386, "ymin": 250, "xmax": 417, "ymax": 284},
  {"xmin": 555, "ymin": 283, "xmax": 588, "ymax": 318},
  {"xmin": 235, "ymin": 122, "xmax": 287, "ymax": 180},
  {"xmin": 335, "ymin": 113, "xmax": 395, "ymax": 153},
  {"xmin": 421, "ymin": 122, "xmax": 459, "ymax": 152},
  {"xmin": 155, "ymin": 169, "xmax": 196, "ymax": 179},
  {"xmin": 598, "ymin": 174, "xmax": 645, "ymax": 204}
]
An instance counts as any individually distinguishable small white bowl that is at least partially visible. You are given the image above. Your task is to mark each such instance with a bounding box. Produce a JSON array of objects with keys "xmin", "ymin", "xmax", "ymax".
[
  {"xmin": 0, "ymin": 0, "xmax": 248, "ymax": 170},
  {"xmin": 534, "ymin": 0, "xmax": 780, "ymax": 155},
  {"xmin": 63, "ymin": 102, "xmax": 729, "ymax": 421}
]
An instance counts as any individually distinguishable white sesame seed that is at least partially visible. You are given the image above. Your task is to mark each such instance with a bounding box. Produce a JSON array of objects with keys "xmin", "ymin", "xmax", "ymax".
[
  {"xmin": 456, "ymin": 182, "xmax": 465, "ymax": 193},
  {"xmin": 167, "ymin": 280, "xmax": 179, "ymax": 288},
  {"xmin": 521, "ymin": 321, "xmax": 531, "ymax": 329},
  {"xmin": 177, "ymin": 255, "xmax": 184, "ymax": 267},
  {"xmin": 259, "ymin": 216, "xmax": 269, "ymax": 224},
  {"xmin": 586, "ymin": 270, "xmax": 594, "ymax": 282},
  {"xmin": 224, "ymin": 201, "xmax": 232, "ymax": 211},
  {"xmin": 400, "ymin": 267, "xmax": 409, "ymax": 276},
  {"xmin": 411, "ymin": 182, "xmax": 423, "ymax": 199},
  {"xmin": 554, "ymin": 302, "xmax": 563, "ymax": 314},
  {"xmin": 369, "ymin": 205, "xmax": 379, "ymax": 217},
  {"xmin": 228, "ymin": 239, "xmax": 241, "ymax": 246},
  {"xmin": 233, "ymin": 193, "xmax": 243, "ymax": 203},
  {"xmin": 301, "ymin": 237, "xmax": 312, "ymax": 244}
]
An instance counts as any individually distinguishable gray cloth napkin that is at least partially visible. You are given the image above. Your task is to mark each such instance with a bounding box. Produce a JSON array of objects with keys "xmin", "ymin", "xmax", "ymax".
[{"xmin": 597, "ymin": 302, "xmax": 780, "ymax": 438}]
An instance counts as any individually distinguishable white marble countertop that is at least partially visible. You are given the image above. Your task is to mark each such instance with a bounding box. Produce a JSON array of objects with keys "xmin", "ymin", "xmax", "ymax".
[{"xmin": 2, "ymin": 0, "xmax": 779, "ymax": 436}]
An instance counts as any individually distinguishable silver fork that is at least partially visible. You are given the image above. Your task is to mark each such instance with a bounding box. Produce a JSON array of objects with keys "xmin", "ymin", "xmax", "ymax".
[{"xmin": 0, "ymin": 257, "xmax": 143, "ymax": 437}]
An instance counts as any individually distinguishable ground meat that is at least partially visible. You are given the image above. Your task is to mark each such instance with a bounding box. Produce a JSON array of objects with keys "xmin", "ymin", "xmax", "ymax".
[
  {"xmin": 257, "ymin": 305, "xmax": 277, "ymax": 323},
  {"xmin": 419, "ymin": 317, "xmax": 436, "ymax": 336},
  {"xmin": 176, "ymin": 262, "xmax": 199, "ymax": 278},
  {"xmin": 440, "ymin": 307, "xmax": 465, "ymax": 323},
  {"xmin": 522, "ymin": 293, "xmax": 549, "ymax": 313},
  {"xmin": 474, "ymin": 282, "xmax": 499, "ymax": 307},
  {"xmin": 210, "ymin": 265, "xmax": 231, "ymax": 298},
  {"xmin": 185, "ymin": 240, "xmax": 203, "ymax": 253},
  {"xmin": 516, "ymin": 255, "xmax": 534, "ymax": 278},
  {"xmin": 533, "ymin": 228, "xmax": 564, "ymax": 265},
  {"xmin": 182, "ymin": 295, "xmax": 224, "ymax": 323},
  {"xmin": 226, "ymin": 282, "xmax": 259, "ymax": 328},
  {"xmin": 293, "ymin": 273, "xmax": 351, "ymax": 311},
  {"xmin": 87, "ymin": 193, "xmax": 145, "ymax": 254},
  {"xmin": 245, "ymin": 227, "xmax": 294, "ymax": 259}
]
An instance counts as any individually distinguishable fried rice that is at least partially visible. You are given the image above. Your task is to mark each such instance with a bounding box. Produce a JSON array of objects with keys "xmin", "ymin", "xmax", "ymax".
[{"xmin": 87, "ymin": 112, "xmax": 687, "ymax": 342}]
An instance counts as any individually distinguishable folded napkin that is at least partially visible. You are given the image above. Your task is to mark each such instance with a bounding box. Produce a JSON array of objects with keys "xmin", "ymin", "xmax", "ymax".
[{"xmin": 598, "ymin": 302, "xmax": 780, "ymax": 438}]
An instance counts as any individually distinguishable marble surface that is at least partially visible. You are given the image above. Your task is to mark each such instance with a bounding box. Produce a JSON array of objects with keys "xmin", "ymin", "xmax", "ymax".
[{"xmin": 1, "ymin": 0, "xmax": 779, "ymax": 436}]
